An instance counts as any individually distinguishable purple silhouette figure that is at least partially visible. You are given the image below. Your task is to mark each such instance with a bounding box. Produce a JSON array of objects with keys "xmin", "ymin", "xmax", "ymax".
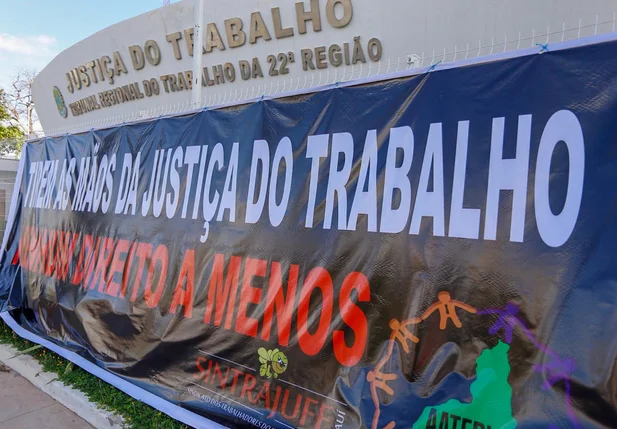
[
  {"xmin": 479, "ymin": 302, "xmax": 581, "ymax": 429},
  {"xmin": 534, "ymin": 354, "xmax": 576, "ymax": 390},
  {"xmin": 478, "ymin": 303, "xmax": 520, "ymax": 344}
]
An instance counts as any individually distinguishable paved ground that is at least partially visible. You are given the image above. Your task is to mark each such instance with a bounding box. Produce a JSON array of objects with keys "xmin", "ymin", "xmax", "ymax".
[{"xmin": 0, "ymin": 362, "xmax": 93, "ymax": 429}]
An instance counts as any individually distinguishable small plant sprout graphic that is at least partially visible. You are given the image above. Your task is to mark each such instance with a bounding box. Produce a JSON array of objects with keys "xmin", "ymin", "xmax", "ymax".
[{"xmin": 258, "ymin": 348, "xmax": 288, "ymax": 379}]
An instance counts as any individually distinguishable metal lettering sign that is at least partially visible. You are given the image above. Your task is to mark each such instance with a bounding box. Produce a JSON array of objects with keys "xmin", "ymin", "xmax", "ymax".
[{"xmin": 32, "ymin": 0, "xmax": 617, "ymax": 135}]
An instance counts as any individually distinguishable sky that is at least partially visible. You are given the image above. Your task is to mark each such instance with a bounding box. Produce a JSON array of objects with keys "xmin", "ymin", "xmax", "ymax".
[{"xmin": 0, "ymin": 0, "xmax": 172, "ymax": 90}]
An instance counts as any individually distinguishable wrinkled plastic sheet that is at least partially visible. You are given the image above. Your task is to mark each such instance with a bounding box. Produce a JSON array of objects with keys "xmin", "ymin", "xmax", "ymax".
[{"xmin": 2, "ymin": 36, "xmax": 617, "ymax": 429}]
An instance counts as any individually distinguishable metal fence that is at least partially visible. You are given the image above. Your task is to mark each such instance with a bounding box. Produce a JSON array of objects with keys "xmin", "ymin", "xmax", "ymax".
[
  {"xmin": 0, "ymin": 139, "xmax": 21, "ymax": 160},
  {"xmin": 0, "ymin": 169, "xmax": 17, "ymax": 242},
  {"xmin": 41, "ymin": 13, "xmax": 617, "ymax": 137}
]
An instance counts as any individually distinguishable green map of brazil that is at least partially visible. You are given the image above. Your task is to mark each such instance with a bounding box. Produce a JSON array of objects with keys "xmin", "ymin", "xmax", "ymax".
[{"xmin": 412, "ymin": 341, "xmax": 517, "ymax": 429}]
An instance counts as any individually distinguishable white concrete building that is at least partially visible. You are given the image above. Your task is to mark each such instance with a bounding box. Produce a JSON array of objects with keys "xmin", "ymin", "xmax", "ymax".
[
  {"xmin": 0, "ymin": 158, "xmax": 18, "ymax": 238},
  {"xmin": 32, "ymin": 0, "xmax": 617, "ymax": 136}
]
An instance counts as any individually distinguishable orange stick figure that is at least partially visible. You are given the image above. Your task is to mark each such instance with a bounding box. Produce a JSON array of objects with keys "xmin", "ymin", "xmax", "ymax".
[
  {"xmin": 369, "ymin": 375, "xmax": 397, "ymax": 429},
  {"xmin": 368, "ymin": 363, "xmax": 400, "ymax": 429},
  {"xmin": 389, "ymin": 318, "xmax": 421, "ymax": 353},
  {"xmin": 421, "ymin": 292, "xmax": 476, "ymax": 330},
  {"xmin": 367, "ymin": 368, "xmax": 398, "ymax": 396},
  {"xmin": 368, "ymin": 318, "xmax": 419, "ymax": 429}
]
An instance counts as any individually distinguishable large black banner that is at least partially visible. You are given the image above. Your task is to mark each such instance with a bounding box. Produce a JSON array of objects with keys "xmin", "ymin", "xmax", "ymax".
[{"xmin": 2, "ymin": 37, "xmax": 617, "ymax": 429}]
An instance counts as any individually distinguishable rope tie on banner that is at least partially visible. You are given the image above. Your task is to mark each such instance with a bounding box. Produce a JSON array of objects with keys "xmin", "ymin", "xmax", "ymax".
[
  {"xmin": 536, "ymin": 43, "xmax": 550, "ymax": 53},
  {"xmin": 426, "ymin": 60, "xmax": 442, "ymax": 73}
]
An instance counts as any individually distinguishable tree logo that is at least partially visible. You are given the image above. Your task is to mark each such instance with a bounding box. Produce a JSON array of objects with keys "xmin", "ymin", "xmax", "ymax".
[
  {"xmin": 258, "ymin": 348, "xmax": 288, "ymax": 379},
  {"xmin": 53, "ymin": 86, "xmax": 68, "ymax": 118}
]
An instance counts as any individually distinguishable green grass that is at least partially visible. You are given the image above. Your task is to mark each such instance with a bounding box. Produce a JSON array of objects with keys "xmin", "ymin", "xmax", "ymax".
[{"xmin": 0, "ymin": 320, "xmax": 190, "ymax": 429}]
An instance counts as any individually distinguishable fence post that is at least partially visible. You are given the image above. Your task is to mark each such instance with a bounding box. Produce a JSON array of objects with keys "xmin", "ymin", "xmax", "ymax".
[{"xmin": 191, "ymin": 0, "xmax": 205, "ymax": 109}]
